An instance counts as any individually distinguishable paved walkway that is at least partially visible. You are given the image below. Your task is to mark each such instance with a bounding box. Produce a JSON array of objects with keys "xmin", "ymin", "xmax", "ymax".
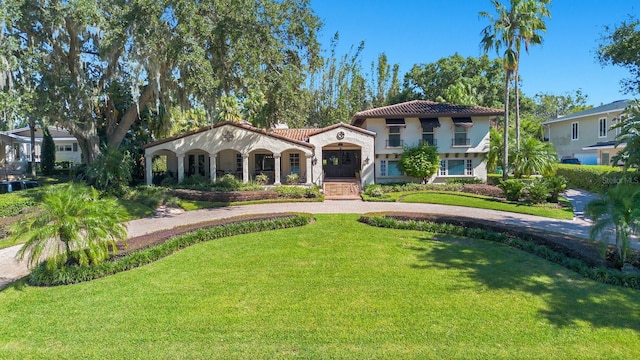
[{"xmin": 0, "ymin": 189, "xmax": 618, "ymax": 289}]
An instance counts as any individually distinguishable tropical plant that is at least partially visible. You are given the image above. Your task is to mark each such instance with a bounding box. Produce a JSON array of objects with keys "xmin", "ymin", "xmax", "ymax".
[
  {"xmin": 584, "ymin": 184, "xmax": 640, "ymax": 265},
  {"xmin": 85, "ymin": 145, "xmax": 133, "ymax": 195},
  {"xmin": 498, "ymin": 179, "xmax": 526, "ymax": 201},
  {"xmin": 526, "ymin": 178, "xmax": 550, "ymax": 203},
  {"xmin": 286, "ymin": 173, "xmax": 299, "ymax": 185},
  {"xmin": 511, "ymin": 137, "xmax": 557, "ymax": 177},
  {"xmin": 480, "ymin": 0, "xmax": 551, "ymax": 177},
  {"xmin": 486, "ymin": 126, "xmax": 504, "ymax": 173},
  {"xmin": 12, "ymin": 184, "xmax": 128, "ymax": 269},
  {"xmin": 612, "ymin": 100, "xmax": 640, "ymax": 170},
  {"xmin": 399, "ymin": 143, "xmax": 440, "ymax": 184},
  {"xmin": 40, "ymin": 127, "xmax": 55, "ymax": 175},
  {"xmin": 543, "ymin": 175, "xmax": 566, "ymax": 203},
  {"xmin": 255, "ymin": 173, "xmax": 269, "ymax": 185}
]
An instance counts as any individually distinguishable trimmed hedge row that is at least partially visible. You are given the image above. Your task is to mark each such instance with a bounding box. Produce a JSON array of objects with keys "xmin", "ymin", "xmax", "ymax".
[
  {"xmin": 555, "ymin": 164, "xmax": 638, "ymax": 193},
  {"xmin": 359, "ymin": 214, "xmax": 640, "ymax": 290},
  {"xmin": 27, "ymin": 215, "xmax": 312, "ymax": 286}
]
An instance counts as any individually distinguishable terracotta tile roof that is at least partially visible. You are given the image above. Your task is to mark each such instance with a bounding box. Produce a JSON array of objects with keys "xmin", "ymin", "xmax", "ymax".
[
  {"xmin": 270, "ymin": 128, "xmax": 320, "ymax": 142},
  {"xmin": 350, "ymin": 100, "xmax": 504, "ymax": 125}
]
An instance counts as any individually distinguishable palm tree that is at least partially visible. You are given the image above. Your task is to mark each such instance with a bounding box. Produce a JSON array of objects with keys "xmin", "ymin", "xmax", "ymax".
[
  {"xmin": 585, "ymin": 184, "xmax": 640, "ymax": 265},
  {"xmin": 512, "ymin": 0, "xmax": 550, "ymax": 150},
  {"xmin": 480, "ymin": 0, "xmax": 550, "ymax": 178},
  {"xmin": 511, "ymin": 136, "xmax": 557, "ymax": 177},
  {"xmin": 13, "ymin": 184, "xmax": 128, "ymax": 269}
]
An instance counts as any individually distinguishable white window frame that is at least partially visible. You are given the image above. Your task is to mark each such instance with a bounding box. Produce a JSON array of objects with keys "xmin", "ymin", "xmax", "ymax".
[
  {"xmin": 289, "ymin": 153, "xmax": 300, "ymax": 175},
  {"xmin": 598, "ymin": 117, "xmax": 607, "ymax": 138},
  {"xmin": 466, "ymin": 159, "xmax": 473, "ymax": 176},
  {"xmin": 439, "ymin": 160, "xmax": 446, "ymax": 176},
  {"xmin": 571, "ymin": 122, "xmax": 579, "ymax": 141},
  {"xmin": 380, "ymin": 160, "xmax": 387, "ymax": 176},
  {"xmin": 387, "ymin": 127, "xmax": 402, "ymax": 148}
]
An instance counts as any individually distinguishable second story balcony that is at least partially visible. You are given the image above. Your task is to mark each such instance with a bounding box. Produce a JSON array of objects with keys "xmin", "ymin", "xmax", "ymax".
[{"xmin": 451, "ymin": 138, "xmax": 471, "ymax": 147}]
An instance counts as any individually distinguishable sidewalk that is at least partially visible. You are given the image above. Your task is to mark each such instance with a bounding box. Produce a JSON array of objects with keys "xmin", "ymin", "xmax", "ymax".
[{"xmin": 0, "ymin": 190, "xmax": 608, "ymax": 289}]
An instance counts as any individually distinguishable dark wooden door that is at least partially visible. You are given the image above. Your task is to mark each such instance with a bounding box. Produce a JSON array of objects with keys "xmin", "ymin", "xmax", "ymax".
[{"xmin": 323, "ymin": 150, "xmax": 360, "ymax": 178}]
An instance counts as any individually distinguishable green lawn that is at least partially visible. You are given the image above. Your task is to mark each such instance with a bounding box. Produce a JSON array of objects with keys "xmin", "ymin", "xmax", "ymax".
[
  {"xmin": 397, "ymin": 191, "xmax": 574, "ymax": 220},
  {"xmin": 1, "ymin": 214, "xmax": 638, "ymax": 359}
]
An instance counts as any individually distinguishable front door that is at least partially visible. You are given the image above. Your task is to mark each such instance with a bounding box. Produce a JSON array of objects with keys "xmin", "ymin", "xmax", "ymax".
[{"xmin": 323, "ymin": 150, "xmax": 360, "ymax": 178}]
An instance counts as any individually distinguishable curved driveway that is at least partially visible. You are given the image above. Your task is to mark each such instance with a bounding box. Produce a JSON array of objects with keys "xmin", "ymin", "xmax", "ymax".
[{"xmin": 2, "ymin": 196, "xmax": 600, "ymax": 289}]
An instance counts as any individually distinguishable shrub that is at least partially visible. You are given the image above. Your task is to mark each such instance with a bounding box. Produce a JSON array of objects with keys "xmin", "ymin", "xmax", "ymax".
[
  {"xmin": 543, "ymin": 175, "xmax": 567, "ymax": 203},
  {"xmin": 160, "ymin": 176, "xmax": 178, "ymax": 187},
  {"xmin": 181, "ymin": 174, "xmax": 209, "ymax": 189},
  {"xmin": 212, "ymin": 174, "xmax": 243, "ymax": 191},
  {"xmin": 460, "ymin": 184, "xmax": 504, "ymax": 198},
  {"xmin": 286, "ymin": 173, "xmax": 299, "ymax": 185},
  {"xmin": 273, "ymin": 186, "xmax": 320, "ymax": 199},
  {"xmin": 527, "ymin": 179, "xmax": 550, "ymax": 204},
  {"xmin": 255, "ymin": 173, "xmax": 269, "ymax": 185},
  {"xmin": 498, "ymin": 179, "xmax": 526, "ymax": 201},
  {"xmin": 555, "ymin": 164, "xmax": 627, "ymax": 193},
  {"xmin": 363, "ymin": 184, "xmax": 385, "ymax": 198},
  {"xmin": 445, "ymin": 177, "xmax": 484, "ymax": 185},
  {"xmin": 41, "ymin": 128, "xmax": 56, "ymax": 176}
]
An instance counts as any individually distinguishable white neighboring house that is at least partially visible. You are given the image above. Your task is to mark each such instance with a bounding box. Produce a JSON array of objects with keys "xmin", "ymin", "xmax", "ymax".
[
  {"xmin": 350, "ymin": 100, "xmax": 503, "ymax": 183},
  {"xmin": 541, "ymin": 99, "xmax": 630, "ymax": 165},
  {"xmin": 0, "ymin": 126, "xmax": 82, "ymax": 176},
  {"xmin": 144, "ymin": 100, "xmax": 503, "ymax": 186}
]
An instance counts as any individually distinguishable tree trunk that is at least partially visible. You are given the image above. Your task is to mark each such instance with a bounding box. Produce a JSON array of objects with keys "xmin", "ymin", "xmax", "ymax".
[
  {"xmin": 29, "ymin": 120, "xmax": 36, "ymax": 177},
  {"xmin": 514, "ymin": 65, "xmax": 520, "ymax": 150},
  {"xmin": 107, "ymin": 82, "xmax": 156, "ymax": 149},
  {"xmin": 502, "ymin": 70, "xmax": 510, "ymax": 181}
]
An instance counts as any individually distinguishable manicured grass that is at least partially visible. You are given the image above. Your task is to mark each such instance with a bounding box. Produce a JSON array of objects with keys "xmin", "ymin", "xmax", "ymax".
[
  {"xmin": 1, "ymin": 215, "xmax": 638, "ymax": 358},
  {"xmin": 398, "ymin": 191, "xmax": 574, "ymax": 220}
]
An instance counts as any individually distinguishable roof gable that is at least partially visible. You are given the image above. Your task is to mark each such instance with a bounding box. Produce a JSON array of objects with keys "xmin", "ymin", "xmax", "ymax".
[{"xmin": 542, "ymin": 99, "xmax": 631, "ymax": 125}]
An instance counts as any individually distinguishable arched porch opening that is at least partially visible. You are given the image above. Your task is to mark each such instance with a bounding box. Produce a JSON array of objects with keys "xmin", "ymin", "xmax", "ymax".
[
  {"xmin": 216, "ymin": 149, "xmax": 243, "ymax": 180},
  {"xmin": 321, "ymin": 143, "xmax": 362, "ymax": 180}
]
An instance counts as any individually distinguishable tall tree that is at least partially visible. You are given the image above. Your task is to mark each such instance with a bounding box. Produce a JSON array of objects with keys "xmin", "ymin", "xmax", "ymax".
[
  {"xmin": 5, "ymin": 0, "xmax": 321, "ymax": 163},
  {"xmin": 598, "ymin": 16, "xmax": 640, "ymax": 95},
  {"xmin": 307, "ymin": 33, "xmax": 368, "ymax": 127},
  {"xmin": 403, "ymin": 54, "xmax": 505, "ymax": 108},
  {"xmin": 480, "ymin": 0, "xmax": 550, "ymax": 178}
]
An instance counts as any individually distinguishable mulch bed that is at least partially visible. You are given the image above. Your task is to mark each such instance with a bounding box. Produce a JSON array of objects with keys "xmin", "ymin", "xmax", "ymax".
[
  {"xmin": 115, "ymin": 213, "xmax": 302, "ymax": 256},
  {"xmin": 375, "ymin": 212, "xmax": 623, "ymax": 268}
]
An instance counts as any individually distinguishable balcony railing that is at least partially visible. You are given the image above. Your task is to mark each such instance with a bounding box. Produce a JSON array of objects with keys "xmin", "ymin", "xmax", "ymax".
[
  {"xmin": 420, "ymin": 139, "xmax": 437, "ymax": 147},
  {"xmin": 386, "ymin": 139, "xmax": 404, "ymax": 148},
  {"xmin": 451, "ymin": 138, "xmax": 471, "ymax": 147}
]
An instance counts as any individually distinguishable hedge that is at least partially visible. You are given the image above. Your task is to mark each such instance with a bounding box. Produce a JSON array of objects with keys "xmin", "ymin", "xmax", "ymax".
[{"xmin": 555, "ymin": 164, "xmax": 638, "ymax": 193}]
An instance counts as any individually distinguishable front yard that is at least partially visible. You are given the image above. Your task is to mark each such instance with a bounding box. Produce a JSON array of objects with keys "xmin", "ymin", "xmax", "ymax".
[{"xmin": 1, "ymin": 214, "xmax": 638, "ymax": 358}]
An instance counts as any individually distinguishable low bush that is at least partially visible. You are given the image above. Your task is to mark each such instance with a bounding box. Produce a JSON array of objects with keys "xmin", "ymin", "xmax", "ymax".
[
  {"xmin": 255, "ymin": 173, "xmax": 269, "ymax": 185},
  {"xmin": 274, "ymin": 186, "xmax": 320, "ymax": 199},
  {"xmin": 445, "ymin": 177, "xmax": 484, "ymax": 185},
  {"xmin": 0, "ymin": 195, "xmax": 36, "ymax": 217},
  {"xmin": 363, "ymin": 184, "xmax": 385, "ymax": 198},
  {"xmin": 376, "ymin": 182, "xmax": 463, "ymax": 193},
  {"xmin": 27, "ymin": 215, "xmax": 313, "ymax": 286},
  {"xmin": 543, "ymin": 175, "xmax": 567, "ymax": 203},
  {"xmin": 527, "ymin": 179, "xmax": 551, "ymax": 204},
  {"xmin": 498, "ymin": 179, "xmax": 526, "ymax": 201},
  {"xmin": 286, "ymin": 173, "xmax": 299, "ymax": 185},
  {"xmin": 460, "ymin": 184, "xmax": 504, "ymax": 198}
]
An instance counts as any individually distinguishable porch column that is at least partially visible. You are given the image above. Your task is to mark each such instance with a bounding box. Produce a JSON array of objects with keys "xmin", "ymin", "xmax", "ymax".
[
  {"xmin": 242, "ymin": 153, "xmax": 249, "ymax": 183},
  {"xmin": 274, "ymin": 153, "xmax": 281, "ymax": 185},
  {"xmin": 305, "ymin": 153, "xmax": 313, "ymax": 185},
  {"xmin": 209, "ymin": 152, "xmax": 217, "ymax": 183},
  {"xmin": 145, "ymin": 155, "xmax": 153, "ymax": 185},
  {"xmin": 177, "ymin": 153, "xmax": 185, "ymax": 183}
]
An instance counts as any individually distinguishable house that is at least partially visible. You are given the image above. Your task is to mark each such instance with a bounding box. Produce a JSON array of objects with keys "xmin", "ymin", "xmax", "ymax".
[
  {"xmin": 0, "ymin": 126, "xmax": 82, "ymax": 176},
  {"xmin": 143, "ymin": 100, "xmax": 503, "ymax": 186},
  {"xmin": 541, "ymin": 100, "xmax": 630, "ymax": 165},
  {"xmin": 351, "ymin": 100, "xmax": 503, "ymax": 183}
]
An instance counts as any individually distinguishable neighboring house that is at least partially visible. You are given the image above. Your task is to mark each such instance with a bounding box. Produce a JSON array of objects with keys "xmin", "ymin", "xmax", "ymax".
[
  {"xmin": 350, "ymin": 100, "xmax": 503, "ymax": 183},
  {"xmin": 541, "ymin": 99, "xmax": 630, "ymax": 165},
  {"xmin": 143, "ymin": 100, "xmax": 503, "ymax": 186},
  {"xmin": 0, "ymin": 126, "xmax": 82, "ymax": 176}
]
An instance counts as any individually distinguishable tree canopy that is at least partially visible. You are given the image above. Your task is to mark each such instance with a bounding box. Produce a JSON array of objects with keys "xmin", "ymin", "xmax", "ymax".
[{"xmin": 598, "ymin": 16, "xmax": 640, "ymax": 96}]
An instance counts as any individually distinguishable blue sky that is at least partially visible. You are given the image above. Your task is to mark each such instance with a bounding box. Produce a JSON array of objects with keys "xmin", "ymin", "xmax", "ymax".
[{"xmin": 310, "ymin": 0, "xmax": 639, "ymax": 106}]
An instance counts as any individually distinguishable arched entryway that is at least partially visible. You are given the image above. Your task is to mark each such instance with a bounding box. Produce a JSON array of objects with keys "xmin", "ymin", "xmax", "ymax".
[{"xmin": 322, "ymin": 143, "xmax": 361, "ymax": 179}]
